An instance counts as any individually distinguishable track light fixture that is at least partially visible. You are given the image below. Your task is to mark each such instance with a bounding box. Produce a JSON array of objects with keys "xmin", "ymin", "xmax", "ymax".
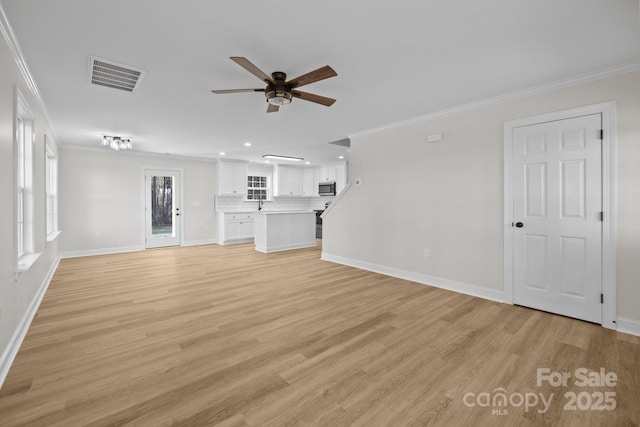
[{"xmin": 101, "ymin": 135, "xmax": 133, "ymax": 151}]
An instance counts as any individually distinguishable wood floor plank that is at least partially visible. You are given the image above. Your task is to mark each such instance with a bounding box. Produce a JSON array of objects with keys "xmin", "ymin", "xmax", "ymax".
[{"xmin": 0, "ymin": 242, "xmax": 638, "ymax": 426}]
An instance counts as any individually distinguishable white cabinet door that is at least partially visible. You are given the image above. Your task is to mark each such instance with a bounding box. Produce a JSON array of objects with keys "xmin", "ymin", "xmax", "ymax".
[
  {"xmin": 225, "ymin": 220, "xmax": 243, "ymax": 240},
  {"xmin": 317, "ymin": 166, "xmax": 336, "ymax": 182},
  {"xmin": 226, "ymin": 221, "xmax": 253, "ymax": 240},
  {"xmin": 335, "ymin": 163, "xmax": 347, "ymax": 193},
  {"xmin": 219, "ymin": 212, "xmax": 254, "ymax": 244},
  {"xmin": 302, "ymin": 168, "xmax": 315, "ymax": 196},
  {"xmin": 238, "ymin": 220, "xmax": 254, "ymax": 239},
  {"xmin": 218, "ymin": 161, "xmax": 247, "ymax": 195},
  {"xmin": 276, "ymin": 165, "xmax": 303, "ymax": 196}
]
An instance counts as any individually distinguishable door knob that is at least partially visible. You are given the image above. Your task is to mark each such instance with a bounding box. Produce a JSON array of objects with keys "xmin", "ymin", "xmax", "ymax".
[{"xmin": 515, "ymin": 222, "xmax": 523, "ymax": 228}]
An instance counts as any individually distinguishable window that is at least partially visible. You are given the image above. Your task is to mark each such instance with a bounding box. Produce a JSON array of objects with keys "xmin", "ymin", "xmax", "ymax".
[
  {"xmin": 247, "ymin": 175, "xmax": 268, "ymax": 200},
  {"xmin": 45, "ymin": 139, "xmax": 60, "ymax": 241},
  {"xmin": 15, "ymin": 88, "xmax": 39, "ymax": 274}
]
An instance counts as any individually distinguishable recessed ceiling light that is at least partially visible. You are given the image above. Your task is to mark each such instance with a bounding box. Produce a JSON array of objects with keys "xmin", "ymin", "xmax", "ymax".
[
  {"xmin": 305, "ymin": 161, "xmax": 311, "ymax": 165},
  {"xmin": 244, "ymin": 142, "xmax": 252, "ymax": 147},
  {"xmin": 338, "ymin": 156, "xmax": 344, "ymax": 159},
  {"xmin": 219, "ymin": 152, "xmax": 226, "ymax": 156},
  {"xmin": 262, "ymin": 154, "xmax": 303, "ymax": 162},
  {"xmin": 264, "ymin": 160, "xmax": 271, "ymax": 163}
]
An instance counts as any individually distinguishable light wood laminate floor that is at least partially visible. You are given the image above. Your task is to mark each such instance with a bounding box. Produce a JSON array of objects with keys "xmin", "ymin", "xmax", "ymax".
[{"xmin": 1, "ymin": 243, "xmax": 638, "ymax": 426}]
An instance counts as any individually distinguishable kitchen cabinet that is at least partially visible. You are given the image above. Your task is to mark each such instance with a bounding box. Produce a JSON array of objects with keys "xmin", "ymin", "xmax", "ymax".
[
  {"xmin": 317, "ymin": 166, "xmax": 336, "ymax": 183},
  {"xmin": 218, "ymin": 160, "xmax": 248, "ymax": 196},
  {"xmin": 274, "ymin": 165, "xmax": 303, "ymax": 196},
  {"xmin": 273, "ymin": 163, "xmax": 346, "ymax": 197},
  {"xmin": 335, "ymin": 162, "xmax": 347, "ymax": 194},
  {"xmin": 302, "ymin": 168, "xmax": 316, "ymax": 196},
  {"xmin": 217, "ymin": 212, "xmax": 254, "ymax": 244},
  {"xmin": 316, "ymin": 163, "xmax": 347, "ymax": 194}
]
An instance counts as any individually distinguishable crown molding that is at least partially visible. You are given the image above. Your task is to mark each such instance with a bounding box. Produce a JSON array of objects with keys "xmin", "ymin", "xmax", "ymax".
[
  {"xmin": 348, "ymin": 62, "xmax": 640, "ymax": 139},
  {"xmin": 0, "ymin": 3, "xmax": 57, "ymax": 142}
]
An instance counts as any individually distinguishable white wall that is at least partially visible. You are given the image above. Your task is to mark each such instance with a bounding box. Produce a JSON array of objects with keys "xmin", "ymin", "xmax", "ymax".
[
  {"xmin": 0, "ymin": 30, "xmax": 60, "ymax": 381},
  {"xmin": 58, "ymin": 148, "xmax": 217, "ymax": 255},
  {"xmin": 323, "ymin": 70, "xmax": 640, "ymax": 324}
]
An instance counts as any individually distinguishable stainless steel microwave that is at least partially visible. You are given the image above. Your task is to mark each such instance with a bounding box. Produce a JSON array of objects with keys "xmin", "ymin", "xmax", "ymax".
[{"xmin": 318, "ymin": 182, "xmax": 336, "ymax": 196}]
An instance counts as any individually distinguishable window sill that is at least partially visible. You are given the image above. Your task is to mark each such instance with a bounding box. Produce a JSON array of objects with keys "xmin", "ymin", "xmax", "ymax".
[
  {"xmin": 16, "ymin": 252, "xmax": 42, "ymax": 278},
  {"xmin": 46, "ymin": 230, "xmax": 62, "ymax": 242}
]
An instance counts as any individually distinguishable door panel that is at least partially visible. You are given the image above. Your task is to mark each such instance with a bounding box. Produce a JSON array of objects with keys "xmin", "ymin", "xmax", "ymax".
[
  {"xmin": 513, "ymin": 114, "xmax": 602, "ymax": 323},
  {"xmin": 145, "ymin": 169, "xmax": 181, "ymax": 248},
  {"xmin": 525, "ymin": 163, "xmax": 546, "ymax": 217}
]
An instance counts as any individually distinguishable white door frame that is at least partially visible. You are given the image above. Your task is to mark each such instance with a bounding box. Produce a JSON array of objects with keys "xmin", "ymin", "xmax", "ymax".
[
  {"xmin": 141, "ymin": 167, "xmax": 184, "ymax": 248},
  {"xmin": 503, "ymin": 102, "xmax": 616, "ymax": 329}
]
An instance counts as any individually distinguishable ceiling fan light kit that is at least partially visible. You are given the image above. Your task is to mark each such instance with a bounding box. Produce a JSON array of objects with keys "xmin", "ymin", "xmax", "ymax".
[
  {"xmin": 212, "ymin": 57, "xmax": 337, "ymax": 113},
  {"xmin": 266, "ymin": 88, "xmax": 292, "ymax": 106}
]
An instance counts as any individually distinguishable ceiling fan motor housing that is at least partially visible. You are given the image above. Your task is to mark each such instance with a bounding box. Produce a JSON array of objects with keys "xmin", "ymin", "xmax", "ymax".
[{"xmin": 266, "ymin": 73, "xmax": 293, "ymax": 105}]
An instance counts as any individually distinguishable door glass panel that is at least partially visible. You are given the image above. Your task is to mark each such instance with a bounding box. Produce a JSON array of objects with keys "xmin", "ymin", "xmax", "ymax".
[{"xmin": 150, "ymin": 175, "xmax": 174, "ymax": 238}]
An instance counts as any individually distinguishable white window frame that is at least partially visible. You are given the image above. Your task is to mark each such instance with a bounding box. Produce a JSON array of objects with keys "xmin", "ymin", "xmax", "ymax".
[
  {"xmin": 45, "ymin": 136, "xmax": 60, "ymax": 242},
  {"xmin": 246, "ymin": 175, "xmax": 269, "ymax": 200},
  {"xmin": 14, "ymin": 87, "xmax": 40, "ymax": 276}
]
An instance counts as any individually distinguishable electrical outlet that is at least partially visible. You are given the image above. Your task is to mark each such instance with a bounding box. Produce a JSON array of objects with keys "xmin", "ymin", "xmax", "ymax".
[{"xmin": 423, "ymin": 249, "xmax": 430, "ymax": 258}]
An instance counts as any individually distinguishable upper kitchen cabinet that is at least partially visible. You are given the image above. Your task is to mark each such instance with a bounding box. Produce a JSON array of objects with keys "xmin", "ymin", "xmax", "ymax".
[
  {"xmin": 335, "ymin": 162, "xmax": 347, "ymax": 193},
  {"xmin": 317, "ymin": 163, "xmax": 348, "ymax": 193},
  {"xmin": 302, "ymin": 168, "xmax": 316, "ymax": 197},
  {"xmin": 218, "ymin": 159, "xmax": 248, "ymax": 196},
  {"xmin": 274, "ymin": 164, "xmax": 303, "ymax": 196},
  {"xmin": 273, "ymin": 162, "xmax": 347, "ymax": 197},
  {"xmin": 317, "ymin": 166, "xmax": 336, "ymax": 183}
]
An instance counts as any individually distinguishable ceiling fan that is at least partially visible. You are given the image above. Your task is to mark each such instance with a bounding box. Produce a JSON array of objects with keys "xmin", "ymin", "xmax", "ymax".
[{"xmin": 211, "ymin": 57, "xmax": 337, "ymax": 113}]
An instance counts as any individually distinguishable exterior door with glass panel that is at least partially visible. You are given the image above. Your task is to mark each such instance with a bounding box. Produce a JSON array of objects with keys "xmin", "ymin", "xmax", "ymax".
[
  {"xmin": 145, "ymin": 169, "xmax": 181, "ymax": 248},
  {"xmin": 512, "ymin": 114, "xmax": 602, "ymax": 323}
]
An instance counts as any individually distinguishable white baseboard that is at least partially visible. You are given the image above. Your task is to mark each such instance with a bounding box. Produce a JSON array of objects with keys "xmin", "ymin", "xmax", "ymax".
[
  {"xmin": 59, "ymin": 245, "xmax": 145, "ymax": 259},
  {"xmin": 183, "ymin": 238, "xmax": 217, "ymax": 247},
  {"xmin": 256, "ymin": 242, "xmax": 317, "ymax": 253},
  {"xmin": 615, "ymin": 317, "xmax": 640, "ymax": 337},
  {"xmin": 219, "ymin": 238, "xmax": 254, "ymax": 246},
  {"xmin": 321, "ymin": 252, "xmax": 504, "ymax": 303},
  {"xmin": 0, "ymin": 257, "xmax": 60, "ymax": 389}
]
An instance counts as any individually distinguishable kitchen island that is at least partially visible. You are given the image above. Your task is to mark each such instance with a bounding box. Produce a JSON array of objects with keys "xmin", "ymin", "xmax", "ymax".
[{"xmin": 254, "ymin": 211, "xmax": 316, "ymax": 253}]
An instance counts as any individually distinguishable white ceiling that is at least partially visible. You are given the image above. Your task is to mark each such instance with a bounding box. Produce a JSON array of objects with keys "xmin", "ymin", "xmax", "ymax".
[{"xmin": 1, "ymin": 0, "xmax": 639, "ymax": 165}]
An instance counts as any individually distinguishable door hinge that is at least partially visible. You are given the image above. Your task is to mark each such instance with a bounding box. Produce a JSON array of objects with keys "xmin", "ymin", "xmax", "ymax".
[
  {"xmin": 599, "ymin": 211, "xmax": 604, "ymax": 221},
  {"xmin": 601, "ymin": 293, "xmax": 604, "ymax": 304},
  {"xmin": 598, "ymin": 129, "xmax": 604, "ymax": 140}
]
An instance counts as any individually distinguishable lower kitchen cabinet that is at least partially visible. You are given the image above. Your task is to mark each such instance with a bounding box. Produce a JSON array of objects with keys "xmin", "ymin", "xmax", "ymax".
[{"xmin": 217, "ymin": 212, "xmax": 255, "ymax": 244}]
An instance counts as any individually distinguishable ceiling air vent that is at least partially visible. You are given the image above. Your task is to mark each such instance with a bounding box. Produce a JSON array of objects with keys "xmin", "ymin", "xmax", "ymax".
[{"xmin": 88, "ymin": 56, "xmax": 145, "ymax": 93}]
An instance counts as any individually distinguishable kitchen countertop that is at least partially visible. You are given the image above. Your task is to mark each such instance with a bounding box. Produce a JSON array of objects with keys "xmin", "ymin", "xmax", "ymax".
[{"xmin": 256, "ymin": 210, "xmax": 314, "ymax": 215}]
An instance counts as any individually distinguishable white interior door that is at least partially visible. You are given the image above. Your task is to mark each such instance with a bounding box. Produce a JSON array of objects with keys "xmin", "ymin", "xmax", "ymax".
[
  {"xmin": 145, "ymin": 169, "xmax": 181, "ymax": 248},
  {"xmin": 512, "ymin": 114, "xmax": 602, "ymax": 323}
]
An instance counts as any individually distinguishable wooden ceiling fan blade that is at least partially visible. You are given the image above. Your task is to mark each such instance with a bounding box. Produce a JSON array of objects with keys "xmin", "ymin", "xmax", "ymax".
[
  {"xmin": 211, "ymin": 88, "xmax": 265, "ymax": 94},
  {"xmin": 292, "ymin": 90, "xmax": 336, "ymax": 106},
  {"xmin": 287, "ymin": 65, "xmax": 337, "ymax": 89},
  {"xmin": 230, "ymin": 57, "xmax": 274, "ymax": 84},
  {"xmin": 267, "ymin": 103, "xmax": 279, "ymax": 113}
]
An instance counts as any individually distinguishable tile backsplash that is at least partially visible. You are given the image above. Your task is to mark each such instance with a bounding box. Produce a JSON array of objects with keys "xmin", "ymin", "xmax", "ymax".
[{"xmin": 215, "ymin": 195, "xmax": 334, "ymax": 213}]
